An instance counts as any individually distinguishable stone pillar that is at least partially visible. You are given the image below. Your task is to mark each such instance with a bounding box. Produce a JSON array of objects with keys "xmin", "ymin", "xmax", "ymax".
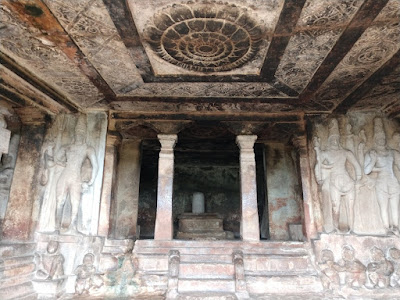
[
  {"xmin": 98, "ymin": 134, "xmax": 120, "ymax": 237},
  {"xmin": 1, "ymin": 112, "xmax": 45, "ymax": 241},
  {"xmin": 236, "ymin": 135, "xmax": 260, "ymax": 241},
  {"xmin": 113, "ymin": 139, "xmax": 142, "ymax": 239},
  {"xmin": 154, "ymin": 134, "xmax": 177, "ymax": 240},
  {"xmin": 292, "ymin": 135, "xmax": 317, "ymax": 240}
]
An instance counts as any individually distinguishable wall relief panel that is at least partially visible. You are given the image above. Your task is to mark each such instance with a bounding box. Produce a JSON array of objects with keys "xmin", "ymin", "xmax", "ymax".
[
  {"xmin": 37, "ymin": 113, "xmax": 107, "ymax": 236},
  {"xmin": 311, "ymin": 114, "xmax": 400, "ymax": 235}
]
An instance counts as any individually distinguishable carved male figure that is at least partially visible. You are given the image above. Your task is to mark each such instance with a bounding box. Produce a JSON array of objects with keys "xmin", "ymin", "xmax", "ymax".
[
  {"xmin": 318, "ymin": 249, "xmax": 340, "ymax": 290},
  {"xmin": 366, "ymin": 246, "xmax": 393, "ymax": 288},
  {"xmin": 55, "ymin": 115, "xmax": 98, "ymax": 234},
  {"xmin": 337, "ymin": 245, "xmax": 366, "ymax": 288},
  {"xmin": 314, "ymin": 119, "xmax": 362, "ymax": 232},
  {"xmin": 35, "ymin": 240, "xmax": 64, "ymax": 280},
  {"xmin": 75, "ymin": 253, "xmax": 103, "ymax": 295},
  {"xmin": 364, "ymin": 118, "xmax": 400, "ymax": 234}
]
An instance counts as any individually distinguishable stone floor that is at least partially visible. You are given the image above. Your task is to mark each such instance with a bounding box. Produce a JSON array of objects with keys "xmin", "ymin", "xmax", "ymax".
[{"xmin": 59, "ymin": 292, "xmax": 400, "ymax": 300}]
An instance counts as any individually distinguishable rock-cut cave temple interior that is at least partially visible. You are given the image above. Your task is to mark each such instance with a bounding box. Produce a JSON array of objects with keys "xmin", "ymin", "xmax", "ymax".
[{"xmin": 0, "ymin": 0, "xmax": 400, "ymax": 299}]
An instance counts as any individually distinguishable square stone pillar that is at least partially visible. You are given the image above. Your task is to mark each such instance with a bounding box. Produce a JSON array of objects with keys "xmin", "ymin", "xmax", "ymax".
[
  {"xmin": 2, "ymin": 124, "xmax": 45, "ymax": 241},
  {"xmin": 113, "ymin": 138, "xmax": 142, "ymax": 239},
  {"xmin": 292, "ymin": 135, "xmax": 317, "ymax": 240},
  {"xmin": 236, "ymin": 135, "xmax": 260, "ymax": 241},
  {"xmin": 154, "ymin": 134, "xmax": 177, "ymax": 240},
  {"xmin": 98, "ymin": 134, "xmax": 120, "ymax": 237}
]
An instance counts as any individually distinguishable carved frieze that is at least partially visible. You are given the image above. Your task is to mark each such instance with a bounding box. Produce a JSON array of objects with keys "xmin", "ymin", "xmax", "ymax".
[
  {"xmin": 126, "ymin": 82, "xmax": 289, "ymax": 98},
  {"xmin": 314, "ymin": 234, "xmax": 400, "ymax": 294}
]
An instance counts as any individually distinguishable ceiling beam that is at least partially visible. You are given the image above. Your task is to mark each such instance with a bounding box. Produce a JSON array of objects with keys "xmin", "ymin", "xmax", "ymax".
[
  {"xmin": 260, "ymin": 0, "xmax": 307, "ymax": 80},
  {"xmin": 0, "ymin": 52, "xmax": 79, "ymax": 113},
  {"xmin": 299, "ymin": 0, "xmax": 390, "ymax": 101},
  {"xmin": 333, "ymin": 49, "xmax": 400, "ymax": 114},
  {"xmin": 102, "ymin": 0, "xmax": 152, "ymax": 79}
]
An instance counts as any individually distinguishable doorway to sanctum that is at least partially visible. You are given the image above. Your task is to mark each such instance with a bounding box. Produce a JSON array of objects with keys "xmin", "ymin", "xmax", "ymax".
[
  {"xmin": 137, "ymin": 122, "xmax": 270, "ymax": 240},
  {"xmin": 136, "ymin": 122, "xmax": 304, "ymax": 241}
]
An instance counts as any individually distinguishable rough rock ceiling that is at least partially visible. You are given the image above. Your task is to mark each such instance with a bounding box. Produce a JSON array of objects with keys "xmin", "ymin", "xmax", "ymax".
[{"xmin": 0, "ymin": 0, "xmax": 399, "ymax": 126}]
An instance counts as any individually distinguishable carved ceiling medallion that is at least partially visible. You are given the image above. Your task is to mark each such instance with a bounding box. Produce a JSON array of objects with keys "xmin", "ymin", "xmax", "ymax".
[{"xmin": 144, "ymin": 2, "xmax": 265, "ymax": 73}]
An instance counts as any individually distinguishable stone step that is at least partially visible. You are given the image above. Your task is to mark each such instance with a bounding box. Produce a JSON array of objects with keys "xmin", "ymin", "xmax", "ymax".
[
  {"xmin": 0, "ymin": 243, "xmax": 36, "ymax": 258},
  {"xmin": 0, "ymin": 262, "xmax": 36, "ymax": 280},
  {"xmin": 134, "ymin": 241, "xmax": 309, "ymax": 257},
  {"xmin": 180, "ymin": 254, "xmax": 232, "ymax": 264},
  {"xmin": 246, "ymin": 275, "xmax": 323, "ymax": 294},
  {"xmin": 135, "ymin": 240, "xmax": 306, "ymax": 250},
  {"xmin": 178, "ymin": 279, "xmax": 235, "ymax": 293},
  {"xmin": 179, "ymin": 263, "xmax": 234, "ymax": 279},
  {"xmin": 9, "ymin": 292, "xmax": 37, "ymax": 300},
  {"xmin": 0, "ymin": 281, "xmax": 34, "ymax": 300},
  {"xmin": 178, "ymin": 292, "xmax": 238, "ymax": 300},
  {"xmin": 244, "ymin": 254, "xmax": 315, "ymax": 275},
  {"xmin": 0, "ymin": 272, "xmax": 34, "ymax": 289},
  {"xmin": 1, "ymin": 255, "xmax": 34, "ymax": 268}
]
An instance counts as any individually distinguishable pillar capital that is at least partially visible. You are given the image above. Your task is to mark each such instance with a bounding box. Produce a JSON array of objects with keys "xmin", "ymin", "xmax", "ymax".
[
  {"xmin": 158, "ymin": 134, "xmax": 178, "ymax": 151},
  {"xmin": 236, "ymin": 135, "xmax": 257, "ymax": 149},
  {"xmin": 106, "ymin": 133, "xmax": 122, "ymax": 147}
]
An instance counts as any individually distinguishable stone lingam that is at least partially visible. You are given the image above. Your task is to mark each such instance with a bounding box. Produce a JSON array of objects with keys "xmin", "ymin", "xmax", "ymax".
[{"xmin": 176, "ymin": 192, "xmax": 234, "ymax": 240}]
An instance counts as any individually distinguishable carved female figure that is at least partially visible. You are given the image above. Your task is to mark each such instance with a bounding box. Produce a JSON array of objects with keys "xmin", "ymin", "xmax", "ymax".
[{"xmin": 364, "ymin": 118, "xmax": 400, "ymax": 234}]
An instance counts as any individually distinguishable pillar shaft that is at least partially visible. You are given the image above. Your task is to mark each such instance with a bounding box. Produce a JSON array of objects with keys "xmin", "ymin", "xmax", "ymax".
[
  {"xmin": 98, "ymin": 134, "xmax": 120, "ymax": 237},
  {"xmin": 293, "ymin": 135, "xmax": 317, "ymax": 240},
  {"xmin": 2, "ymin": 125, "xmax": 44, "ymax": 241},
  {"xmin": 113, "ymin": 139, "xmax": 142, "ymax": 239},
  {"xmin": 154, "ymin": 134, "xmax": 177, "ymax": 240},
  {"xmin": 236, "ymin": 135, "xmax": 260, "ymax": 242}
]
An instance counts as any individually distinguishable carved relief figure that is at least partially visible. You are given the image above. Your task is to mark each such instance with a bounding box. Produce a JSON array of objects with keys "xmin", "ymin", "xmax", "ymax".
[
  {"xmin": 75, "ymin": 253, "xmax": 103, "ymax": 295},
  {"xmin": 314, "ymin": 119, "xmax": 362, "ymax": 232},
  {"xmin": 336, "ymin": 245, "xmax": 366, "ymax": 289},
  {"xmin": 318, "ymin": 249, "xmax": 340, "ymax": 290},
  {"xmin": 0, "ymin": 153, "xmax": 14, "ymax": 220},
  {"xmin": 38, "ymin": 118, "xmax": 64, "ymax": 232},
  {"xmin": 35, "ymin": 240, "xmax": 64, "ymax": 280},
  {"xmin": 389, "ymin": 247, "xmax": 400, "ymax": 287},
  {"xmin": 366, "ymin": 247, "xmax": 393, "ymax": 288},
  {"xmin": 364, "ymin": 118, "xmax": 400, "ymax": 234},
  {"xmin": 55, "ymin": 115, "xmax": 98, "ymax": 234}
]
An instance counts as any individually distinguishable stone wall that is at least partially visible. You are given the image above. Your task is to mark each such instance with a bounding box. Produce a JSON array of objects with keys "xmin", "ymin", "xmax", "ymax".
[{"xmin": 265, "ymin": 143, "xmax": 304, "ymax": 240}]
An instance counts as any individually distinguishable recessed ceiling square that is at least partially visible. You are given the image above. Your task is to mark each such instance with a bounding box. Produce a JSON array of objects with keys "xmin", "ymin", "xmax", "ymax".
[{"xmin": 128, "ymin": 0, "xmax": 284, "ymax": 76}]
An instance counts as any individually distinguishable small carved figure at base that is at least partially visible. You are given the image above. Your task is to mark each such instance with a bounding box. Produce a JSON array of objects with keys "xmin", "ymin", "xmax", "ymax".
[
  {"xmin": 75, "ymin": 253, "xmax": 103, "ymax": 295},
  {"xmin": 389, "ymin": 247, "xmax": 400, "ymax": 287},
  {"xmin": 337, "ymin": 245, "xmax": 366, "ymax": 289},
  {"xmin": 366, "ymin": 247, "xmax": 394, "ymax": 289},
  {"xmin": 318, "ymin": 249, "xmax": 340, "ymax": 290},
  {"xmin": 35, "ymin": 240, "xmax": 64, "ymax": 280}
]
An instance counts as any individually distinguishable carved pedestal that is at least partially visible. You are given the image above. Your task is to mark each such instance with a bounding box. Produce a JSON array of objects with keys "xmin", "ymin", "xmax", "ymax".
[{"xmin": 176, "ymin": 213, "xmax": 234, "ymax": 240}]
